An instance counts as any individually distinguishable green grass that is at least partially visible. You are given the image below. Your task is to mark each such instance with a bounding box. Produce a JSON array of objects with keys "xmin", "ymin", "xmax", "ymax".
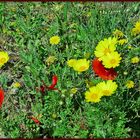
[{"xmin": 0, "ymin": 2, "xmax": 140, "ymax": 138}]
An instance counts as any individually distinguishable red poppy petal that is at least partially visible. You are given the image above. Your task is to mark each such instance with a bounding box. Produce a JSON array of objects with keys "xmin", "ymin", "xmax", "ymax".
[
  {"xmin": 0, "ymin": 89, "xmax": 4, "ymax": 108},
  {"xmin": 38, "ymin": 75, "xmax": 59, "ymax": 93},
  {"xmin": 92, "ymin": 58, "xmax": 117, "ymax": 80},
  {"xmin": 30, "ymin": 116, "xmax": 41, "ymax": 125},
  {"xmin": 48, "ymin": 75, "xmax": 58, "ymax": 89}
]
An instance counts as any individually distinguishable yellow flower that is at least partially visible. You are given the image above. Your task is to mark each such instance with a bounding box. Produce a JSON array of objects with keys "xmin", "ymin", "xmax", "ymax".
[
  {"xmin": 123, "ymin": 71, "xmax": 128, "ymax": 75},
  {"xmin": 12, "ymin": 82, "xmax": 21, "ymax": 88},
  {"xmin": 131, "ymin": 56, "xmax": 139, "ymax": 64},
  {"xmin": 67, "ymin": 59, "xmax": 77, "ymax": 67},
  {"xmin": 85, "ymin": 86, "xmax": 103, "ymax": 103},
  {"xmin": 70, "ymin": 88, "xmax": 78, "ymax": 94},
  {"xmin": 97, "ymin": 80, "xmax": 118, "ymax": 96},
  {"xmin": 52, "ymin": 113, "xmax": 57, "ymax": 119},
  {"xmin": 131, "ymin": 21, "xmax": 140, "ymax": 36},
  {"xmin": 0, "ymin": 51, "xmax": 9, "ymax": 68},
  {"xmin": 113, "ymin": 29, "xmax": 124, "ymax": 38},
  {"xmin": 49, "ymin": 36, "xmax": 60, "ymax": 45},
  {"xmin": 118, "ymin": 39, "xmax": 128, "ymax": 45},
  {"xmin": 126, "ymin": 80, "xmax": 134, "ymax": 88},
  {"xmin": 86, "ymin": 12, "xmax": 92, "ymax": 17},
  {"xmin": 94, "ymin": 37, "xmax": 117, "ymax": 60},
  {"xmin": 46, "ymin": 56, "xmax": 57, "ymax": 65},
  {"xmin": 102, "ymin": 51, "xmax": 122, "ymax": 68},
  {"xmin": 128, "ymin": 46, "xmax": 133, "ymax": 49},
  {"xmin": 73, "ymin": 59, "xmax": 90, "ymax": 72}
]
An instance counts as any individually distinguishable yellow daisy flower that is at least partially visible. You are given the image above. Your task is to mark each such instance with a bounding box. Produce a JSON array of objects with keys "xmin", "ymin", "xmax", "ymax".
[
  {"xmin": 12, "ymin": 82, "xmax": 21, "ymax": 88},
  {"xmin": 52, "ymin": 113, "xmax": 57, "ymax": 119},
  {"xmin": 131, "ymin": 21, "xmax": 140, "ymax": 36},
  {"xmin": 70, "ymin": 88, "xmax": 78, "ymax": 94},
  {"xmin": 49, "ymin": 36, "xmax": 60, "ymax": 45},
  {"xmin": 0, "ymin": 51, "xmax": 9, "ymax": 68},
  {"xmin": 118, "ymin": 39, "xmax": 128, "ymax": 45},
  {"xmin": 102, "ymin": 51, "xmax": 122, "ymax": 68},
  {"xmin": 73, "ymin": 59, "xmax": 90, "ymax": 72},
  {"xmin": 85, "ymin": 86, "xmax": 103, "ymax": 103},
  {"xmin": 131, "ymin": 56, "xmax": 139, "ymax": 64},
  {"xmin": 94, "ymin": 37, "xmax": 117, "ymax": 60},
  {"xmin": 113, "ymin": 29, "xmax": 124, "ymax": 38},
  {"xmin": 67, "ymin": 59, "xmax": 77, "ymax": 67},
  {"xmin": 126, "ymin": 80, "xmax": 134, "ymax": 89},
  {"xmin": 128, "ymin": 46, "xmax": 133, "ymax": 49},
  {"xmin": 46, "ymin": 56, "xmax": 57, "ymax": 65},
  {"xmin": 97, "ymin": 80, "xmax": 118, "ymax": 96}
]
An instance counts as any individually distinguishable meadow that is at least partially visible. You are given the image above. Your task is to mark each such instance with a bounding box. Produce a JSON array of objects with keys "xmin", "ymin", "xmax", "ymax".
[{"xmin": 0, "ymin": 2, "xmax": 140, "ymax": 138}]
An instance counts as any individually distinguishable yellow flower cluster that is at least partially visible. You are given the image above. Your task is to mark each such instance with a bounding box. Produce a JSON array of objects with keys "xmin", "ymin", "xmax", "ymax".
[
  {"xmin": 113, "ymin": 29, "xmax": 124, "ymax": 38},
  {"xmin": 0, "ymin": 51, "xmax": 9, "ymax": 68},
  {"xmin": 131, "ymin": 21, "xmax": 140, "ymax": 36},
  {"xmin": 131, "ymin": 56, "xmax": 139, "ymax": 64},
  {"xmin": 118, "ymin": 39, "xmax": 128, "ymax": 45},
  {"xmin": 46, "ymin": 56, "xmax": 57, "ymax": 65},
  {"xmin": 125, "ymin": 80, "xmax": 134, "ymax": 89},
  {"xmin": 67, "ymin": 59, "xmax": 90, "ymax": 72},
  {"xmin": 85, "ymin": 80, "xmax": 118, "ymax": 103},
  {"xmin": 94, "ymin": 37, "xmax": 122, "ymax": 68}
]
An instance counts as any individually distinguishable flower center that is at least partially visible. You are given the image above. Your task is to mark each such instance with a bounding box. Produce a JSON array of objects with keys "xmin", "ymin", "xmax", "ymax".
[
  {"xmin": 0, "ymin": 58, "xmax": 6, "ymax": 63},
  {"xmin": 110, "ymin": 59, "xmax": 116, "ymax": 64},
  {"xmin": 104, "ymin": 48, "xmax": 110, "ymax": 55},
  {"xmin": 79, "ymin": 66, "xmax": 86, "ymax": 71},
  {"xmin": 103, "ymin": 90, "xmax": 110, "ymax": 95},
  {"xmin": 91, "ymin": 93, "xmax": 98, "ymax": 99}
]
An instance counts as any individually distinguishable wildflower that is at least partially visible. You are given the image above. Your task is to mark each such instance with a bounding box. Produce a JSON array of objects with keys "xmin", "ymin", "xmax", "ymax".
[
  {"xmin": 128, "ymin": 46, "xmax": 133, "ymax": 49},
  {"xmin": 85, "ymin": 86, "xmax": 103, "ymax": 103},
  {"xmin": 118, "ymin": 39, "xmax": 128, "ymax": 45},
  {"xmin": 52, "ymin": 113, "xmax": 57, "ymax": 119},
  {"xmin": 97, "ymin": 80, "xmax": 118, "ymax": 96},
  {"xmin": 68, "ymin": 59, "xmax": 90, "ymax": 72},
  {"xmin": 113, "ymin": 29, "xmax": 124, "ymax": 38},
  {"xmin": 131, "ymin": 21, "xmax": 140, "ymax": 36},
  {"xmin": 102, "ymin": 51, "xmax": 122, "ymax": 68},
  {"xmin": 12, "ymin": 82, "xmax": 21, "ymax": 88},
  {"xmin": 37, "ymin": 75, "xmax": 61, "ymax": 93},
  {"xmin": 46, "ymin": 56, "xmax": 57, "ymax": 65},
  {"xmin": 67, "ymin": 59, "xmax": 77, "ymax": 67},
  {"xmin": 73, "ymin": 59, "xmax": 90, "ymax": 72},
  {"xmin": 0, "ymin": 51, "xmax": 9, "ymax": 68},
  {"xmin": 131, "ymin": 56, "xmax": 139, "ymax": 64},
  {"xmin": 49, "ymin": 36, "xmax": 60, "ymax": 45},
  {"xmin": 123, "ymin": 71, "xmax": 128, "ymax": 75},
  {"xmin": 59, "ymin": 101, "xmax": 63, "ymax": 105},
  {"xmin": 92, "ymin": 58, "xmax": 117, "ymax": 80},
  {"xmin": 126, "ymin": 80, "xmax": 134, "ymax": 88},
  {"xmin": 86, "ymin": 12, "xmax": 92, "ymax": 17},
  {"xmin": 70, "ymin": 88, "xmax": 78, "ymax": 94},
  {"xmin": 29, "ymin": 116, "xmax": 41, "ymax": 125},
  {"xmin": 0, "ymin": 88, "xmax": 4, "ymax": 108},
  {"xmin": 94, "ymin": 37, "xmax": 117, "ymax": 60}
]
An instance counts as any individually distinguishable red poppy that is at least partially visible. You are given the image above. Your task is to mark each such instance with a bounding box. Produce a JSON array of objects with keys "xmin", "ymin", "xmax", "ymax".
[
  {"xmin": 29, "ymin": 116, "xmax": 41, "ymax": 125},
  {"xmin": 92, "ymin": 58, "xmax": 117, "ymax": 80},
  {"xmin": 37, "ymin": 75, "xmax": 60, "ymax": 93},
  {"xmin": 0, "ymin": 88, "xmax": 4, "ymax": 108},
  {"xmin": 48, "ymin": 75, "xmax": 58, "ymax": 89}
]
